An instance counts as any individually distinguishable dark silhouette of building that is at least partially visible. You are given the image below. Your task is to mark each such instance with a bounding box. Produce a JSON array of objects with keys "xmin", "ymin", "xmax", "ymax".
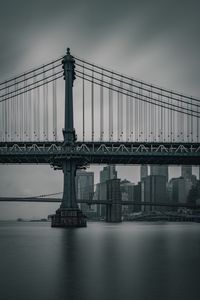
[
  {"xmin": 181, "ymin": 165, "xmax": 192, "ymax": 181},
  {"xmin": 140, "ymin": 165, "xmax": 148, "ymax": 181},
  {"xmin": 150, "ymin": 165, "xmax": 168, "ymax": 183},
  {"xmin": 106, "ymin": 179, "xmax": 122, "ymax": 222},
  {"xmin": 141, "ymin": 175, "xmax": 167, "ymax": 211}
]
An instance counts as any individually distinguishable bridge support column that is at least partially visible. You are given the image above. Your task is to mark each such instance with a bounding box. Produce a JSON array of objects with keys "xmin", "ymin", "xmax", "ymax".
[
  {"xmin": 51, "ymin": 48, "xmax": 86, "ymax": 228},
  {"xmin": 51, "ymin": 160, "xmax": 87, "ymax": 227}
]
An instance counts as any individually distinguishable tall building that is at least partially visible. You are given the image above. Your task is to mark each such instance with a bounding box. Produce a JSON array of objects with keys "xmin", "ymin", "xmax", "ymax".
[
  {"xmin": 106, "ymin": 179, "xmax": 122, "ymax": 222},
  {"xmin": 181, "ymin": 165, "xmax": 192, "ymax": 180},
  {"xmin": 140, "ymin": 165, "xmax": 148, "ymax": 181},
  {"xmin": 120, "ymin": 180, "xmax": 134, "ymax": 214},
  {"xmin": 100, "ymin": 165, "xmax": 117, "ymax": 183},
  {"xmin": 168, "ymin": 177, "xmax": 192, "ymax": 204},
  {"xmin": 150, "ymin": 165, "xmax": 168, "ymax": 183},
  {"xmin": 99, "ymin": 165, "xmax": 117, "ymax": 218},
  {"xmin": 141, "ymin": 175, "xmax": 167, "ymax": 211},
  {"xmin": 75, "ymin": 170, "xmax": 94, "ymax": 212},
  {"xmin": 134, "ymin": 183, "xmax": 142, "ymax": 212}
]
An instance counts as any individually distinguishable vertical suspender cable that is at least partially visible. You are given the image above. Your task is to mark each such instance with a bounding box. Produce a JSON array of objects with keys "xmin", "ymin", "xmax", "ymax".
[
  {"xmin": 16, "ymin": 83, "xmax": 19, "ymax": 140},
  {"xmin": 10, "ymin": 82, "xmax": 14, "ymax": 141},
  {"xmin": 7, "ymin": 86, "xmax": 10, "ymax": 141},
  {"xmin": 91, "ymin": 69, "xmax": 94, "ymax": 141},
  {"xmin": 29, "ymin": 87, "xmax": 32, "ymax": 141},
  {"xmin": 24, "ymin": 78, "xmax": 27, "ymax": 141},
  {"xmin": 109, "ymin": 75, "xmax": 113, "ymax": 141},
  {"xmin": 82, "ymin": 65, "xmax": 85, "ymax": 141},
  {"xmin": 117, "ymin": 89, "xmax": 120, "ymax": 141},
  {"xmin": 33, "ymin": 73, "xmax": 37, "ymax": 140},
  {"xmin": 160, "ymin": 91, "xmax": 163, "ymax": 142},
  {"xmin": 144, "ymin": 88, "xmax": 147, "ymax": 141},
  {"xmin": 5, "ymin": 84, "xmax": 7, "ymax": 141},
  {"xmin": 170, "ymin": 93, "xmax": 172, "ymax": 142},
  {"xmin": 191, "ymin": 97, "xmax": 193, "ymax": 142},
  {"xmin": 150, "ymin": 86, "xmax": 153, "ymax": 142},
  {"xmin": 148, "ymin": 91, "xmax": 151, "ymax": 142},
  {"xmin": 19, "ymin": 83, "xmax": 22, "ymax": 141},
  {"xmin": 20, "ymin": 80, "xmax": 23, "ymax": 141},
  {"xmin": 120, "ymin": 78, "xmax": 123, "ymax": 141},
  {"xmin": 197, "ymin": 99, "xmax": 199, "ymax": 142},
  {"xmin": 0, "ymin": 93, "xmax": 2, "ymax": 141},
  {"xmin": 43, "ymin": 67, "xmax": 46, "ymax": 140},
  {"xmin": 180, "ymin": 96, "xmax": 183, "ymax": 142},
  {"xmin": 100, "ymin": 72, "xmax": 103, "ymax": 141},
  {"xmin": 126, "ymin": 87, "xmax": 130, "ymax": 141},
  {"xmin": 135, "ymin": 89, "xmax": 138, "ymax": 141},
  {"xmin": 177, "ymin": 96, "xmax": 179, "ymax": 142},
  {"xmin": 130, "ymin": 82, "xmax": 133, "ymax": 142},
  {"xmin": 187, "ymin": 98, "xmax": 189, "ymax": 142},
  {"xmin": 2, "ymin": 89, "xmax": 4, "ymax": 141},
  {"xmin": 37, "ymin": 79, "xmax": 40, "ymax": 140},
  {"xmin": 139, "ymin": 85, "xmax": 142, "ymax": 141},
  {"xmin": 46, "ymin": 80, "xmax": 49, "ymax": 141},
  {"xmin": 52, "ymin": 65, "xmax": 57, "ymax": 141}
]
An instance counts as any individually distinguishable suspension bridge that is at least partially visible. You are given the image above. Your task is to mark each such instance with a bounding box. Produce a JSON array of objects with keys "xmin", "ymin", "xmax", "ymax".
[{"xmin": 0, "ymin": 48, "xmax": 200, "ymax": 227}]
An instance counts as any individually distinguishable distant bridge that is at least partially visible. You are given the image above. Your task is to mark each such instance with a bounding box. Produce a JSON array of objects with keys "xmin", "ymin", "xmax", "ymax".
[{"xmin": 0, "ymin": 197, "xmax": 199, "ymax": 210}]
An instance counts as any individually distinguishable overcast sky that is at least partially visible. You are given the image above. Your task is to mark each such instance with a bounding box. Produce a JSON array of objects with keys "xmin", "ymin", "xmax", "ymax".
[{"xmin": 0, "ymin": 0, "xmax": 200, "ymax": 219}]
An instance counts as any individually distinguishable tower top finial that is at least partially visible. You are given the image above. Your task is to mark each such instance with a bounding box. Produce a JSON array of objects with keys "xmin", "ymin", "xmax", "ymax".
[{"xmin": 67, "ymin": 48, "xmax": 70, "ymax": 55}]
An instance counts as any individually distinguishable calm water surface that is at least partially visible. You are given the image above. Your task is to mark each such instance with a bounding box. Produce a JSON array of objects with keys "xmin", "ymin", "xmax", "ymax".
[{"xmin": 0, "ymin": 221, "xmax": 200, "ymax": 300}]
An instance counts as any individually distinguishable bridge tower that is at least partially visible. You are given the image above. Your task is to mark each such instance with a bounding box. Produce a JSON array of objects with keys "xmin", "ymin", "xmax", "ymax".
[{"xmin": 51, "ymin": 48, "xmax": 87, "ymax": 227}]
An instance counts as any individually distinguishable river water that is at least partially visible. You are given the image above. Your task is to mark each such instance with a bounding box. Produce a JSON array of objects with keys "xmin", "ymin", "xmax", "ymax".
[{"xmin": 0, "ymin": 221, "xmax": 199, "ymax": 300}]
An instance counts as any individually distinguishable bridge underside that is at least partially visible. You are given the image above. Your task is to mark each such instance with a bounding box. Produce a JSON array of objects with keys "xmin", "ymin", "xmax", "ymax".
[{"xmin": 0, "ymin": 141, "xmax": 200, "ymax": 165}]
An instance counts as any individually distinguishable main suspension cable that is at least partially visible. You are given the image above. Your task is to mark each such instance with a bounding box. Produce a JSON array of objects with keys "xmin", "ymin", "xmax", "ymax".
[
  {"xmin": 75, "ymin": 62, "xmax": 200, "ymax": 108},
  {"xmin": 76, "ymin": 71, "xmax": 200, "ymax": 118},
  {"xmin": 76, "ymin": 73, "xmax": 200, "ymax": 119},
  {"xmin": 75, "ymin": 56, "xmax": 200, "ymax": 103},
  {"xmin": 0, "ymin": 57, "xmax": 62, "ymax": 87}
]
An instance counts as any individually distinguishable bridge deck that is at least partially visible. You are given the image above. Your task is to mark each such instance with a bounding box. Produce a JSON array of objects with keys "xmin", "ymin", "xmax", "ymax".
[{"xmin": 0, "ymin": 141, "xmax": 200, "ymax": 165}]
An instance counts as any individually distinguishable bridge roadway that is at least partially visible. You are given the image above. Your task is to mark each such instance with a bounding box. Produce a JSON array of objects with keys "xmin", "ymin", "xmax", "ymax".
[
  {"xmin": 0, "ymin": 141, "xmax": 200, "ymax": 165},
  {"xmin": 0, "ymin": 197, "xmax": 199, "ymax": 209}
]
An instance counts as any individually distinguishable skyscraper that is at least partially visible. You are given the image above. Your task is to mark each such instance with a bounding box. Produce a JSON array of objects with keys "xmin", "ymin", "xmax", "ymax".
[
  {"xmin": 140, "ymin": 165, "xmax": 148, "ymax": 181},
  {"xmin": 150, "ymin": 165, "xmax": 168, "ymax": 183},
  {"xmin": 75, "ymin": 170, "xmax": 94, "ymax": 212},
  {"xmin": 168, "ymin": 177, "xmax": 191, "ymax": 204},
  {"xmin": 99, "ymin": 165, "xmax": 117, "ymax": 217},
  {"xmin": 100, "ymin": 165, "xmax": 117, "ymax": 183},
  {"xmin": 141, "ymin": 175, "xmax": 167, "ymax": 211},
  {"xmin": 181, "ymin": 165, "xmax": 192, "ymax": 180}
]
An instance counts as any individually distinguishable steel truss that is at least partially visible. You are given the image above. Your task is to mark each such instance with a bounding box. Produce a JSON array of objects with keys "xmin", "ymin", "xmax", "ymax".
[{"xmin": 0, "ymin": 141, "xmax": 200, "ymax": 165}]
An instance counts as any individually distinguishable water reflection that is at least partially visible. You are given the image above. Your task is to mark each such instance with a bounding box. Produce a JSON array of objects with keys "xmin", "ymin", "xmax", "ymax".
[
  {"xmin": 0, "ymin": 222, "xmax": 200, "ymax": 300},
  {"xmin": 56, "ymin": 223, "xmax": 200, "ymax": 300}
]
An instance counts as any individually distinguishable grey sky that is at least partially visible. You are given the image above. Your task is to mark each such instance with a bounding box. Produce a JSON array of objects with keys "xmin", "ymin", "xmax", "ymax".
[{"xmin": 0, "ymin": 0, "xmax": 200, "ymax": 219}]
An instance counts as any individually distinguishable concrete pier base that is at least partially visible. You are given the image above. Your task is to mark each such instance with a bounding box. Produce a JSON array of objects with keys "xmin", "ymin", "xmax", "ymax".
[{"xmin": 51, "ymin": 208, "xmax": 87, "ymax": 228}]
